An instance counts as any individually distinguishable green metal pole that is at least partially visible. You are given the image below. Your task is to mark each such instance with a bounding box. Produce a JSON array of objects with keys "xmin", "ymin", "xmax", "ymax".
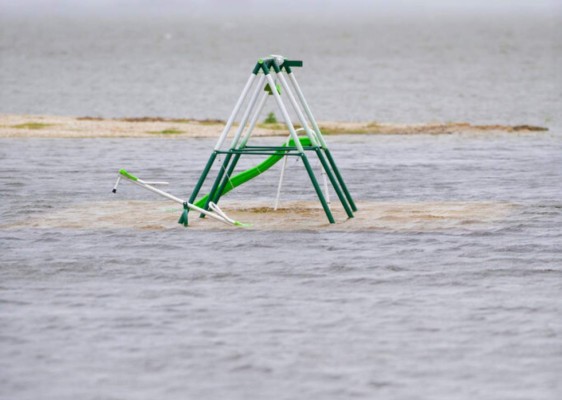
[
  {"xmin": 211, "ymin": 152, "xmax": 242, "ymax": 205},
  {"xmin": 315, "ymin": 148, "xmax": 354, "ymax": 218},
  {"xmin": 188, "ymin": 151, "xmax": 217, "ymax": 204},
  {"xmin": 324, "ymin": 149, "xmax": 357, "ymax": 212},
  {"xmin": 201, "ymin": 152, "xmax": 233, "ymax": 217},
  {"xmin": 301, "ymin": 154, "xmax": 335, "ymax": 224}
]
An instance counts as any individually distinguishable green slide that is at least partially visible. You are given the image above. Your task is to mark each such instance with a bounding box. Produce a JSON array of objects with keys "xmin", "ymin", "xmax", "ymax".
[{"xmin": 194, "ymin": 136, "xmax": 312, "ymax": 208}]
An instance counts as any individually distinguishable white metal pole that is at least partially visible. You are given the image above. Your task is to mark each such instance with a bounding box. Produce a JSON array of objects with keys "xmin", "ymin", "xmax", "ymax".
[
  {"xmin": 209, "ymin": 203, "xmax": 237, "ymax": 225},
  {"xmin": 321, "ymin": 168, "xmax": 330, "ymax": 204},
  {"xmin": 265, "ymin": 74, "xmax": 305, "ymax": 153},
  {"xmin": 287, "ymin": 72, "xmax": 328, "ymax": 149},
  {"xmin": 239, "ymin": 89, "xmax": 269, "ymax": 148},
  {"xmin": 112, "ymin": 176, "xmax": 121, "ymax": 193},
  {"xmin": 126, "ymin": 179, "xmax": 233, "ymax": 225},
  {"xmin": 273, "ymin": 154, "xmax": 288, "ymax": 210},
  {"xmin": 274, "ymin": 71, "xmax": 319, "ymax": 147},
  {"xmin": 138, "ymin": 179, "xmax": 168, "ymax": 185},
  {"xmin": 130, "ymin": 179, "xmax": 184, "ymax": 203},
  {"xmin": 229, "ymin": 74, "xmax": 266, "ymax": 150},
  {"xmin": 214, "ymin": 73, "xmax": 257, "ymax": 151}
]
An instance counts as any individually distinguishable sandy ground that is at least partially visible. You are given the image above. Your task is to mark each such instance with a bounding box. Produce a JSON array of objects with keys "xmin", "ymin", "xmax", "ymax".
[
  {"xmin": 0, "ymin": 114, "xmax": 548, "ymax": 138},
  {"xmin": 2, "ymin": 200, "xmax": 515, "ymax": 232}
]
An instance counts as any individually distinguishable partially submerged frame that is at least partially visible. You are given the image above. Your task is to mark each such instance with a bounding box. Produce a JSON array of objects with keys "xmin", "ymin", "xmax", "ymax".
[{"xmin": 187, "ymin": 55, "xmax": 357, "ymax": 225}]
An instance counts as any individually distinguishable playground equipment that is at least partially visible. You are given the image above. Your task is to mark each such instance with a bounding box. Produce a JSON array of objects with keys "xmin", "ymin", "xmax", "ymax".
[
  {"xmin": 113, "ymin": 55, "xmax": 356, "ymax": 228},
  {"xmin": 189, "ymin": 55, "xmax": 356, "ymax": 225},
  {"xmin": 112, "ymin": 169, "xmax": 248, "ymax": 227}
]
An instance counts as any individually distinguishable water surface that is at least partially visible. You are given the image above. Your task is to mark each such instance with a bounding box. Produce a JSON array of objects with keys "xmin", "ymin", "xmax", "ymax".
[
  {"xmin": 1, "ymin": 15, "xmax": 560, "ymax": 129},
  {"xmin": 1, "ymin": 11, "xmax": 561, "ymax": 399},
  {"xmin": 1, "ymin": 134, "xmax": 561, "ymax": 399}
]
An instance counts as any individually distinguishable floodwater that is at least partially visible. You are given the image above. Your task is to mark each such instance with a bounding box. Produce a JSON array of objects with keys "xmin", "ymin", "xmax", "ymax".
[
  {"xmin": 1, "ymin": 134, "xmax": 561, "ymax": 399},
  {"xmin": 0, "ymin": 14, "xmax": 560, "ymax": 128},
  {"xmin": 1, "ymin": 12, "xmax": 562, "ymax": 400}
]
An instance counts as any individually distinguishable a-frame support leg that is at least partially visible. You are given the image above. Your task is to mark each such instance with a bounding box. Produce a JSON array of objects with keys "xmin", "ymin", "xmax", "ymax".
[
  {"xmin": 315, "ymin": 149, "xmax": 354, "ymax": 218},
  {"xmin": 211, "ymin": 89, "xmax": 270, "ymax": 207},
  {"xmin": 323, "ymin": 148, "xmax": 357, "ymax": 212},
  {"xmin": 188, "ymin": 152, "xmax": 218, "ymax": 205},
  {"xmin": 183, "ymin": 152, "xmax": 218, "ymax": 225},
  {"xmin": 188, "ymin": 70, "xmax": 258, "ymax": 220},
  {"xmin": 211, "ymin": 152, "xmax": 241, "ymax": 205},
  {"xmin": 200, "ymin": 152, "xmax": 233, "ymax": 217},
  {"xmin": 301, "ymin": 154, "xmax": 335, "ymax": 224},
  {"xmin": 204, "ymin": 74, "xmax": 268, "ymax": 214},
  {"xmin": 264, "ymin": 65, "xmax": 336, "ymax": 224},
  {"xmin": 271, "ymin": 65, "xmax": 353, "ymax": 218},
  {"xmin": 286, "ymin": 70, "xmax": 358, "ymax": 212}
]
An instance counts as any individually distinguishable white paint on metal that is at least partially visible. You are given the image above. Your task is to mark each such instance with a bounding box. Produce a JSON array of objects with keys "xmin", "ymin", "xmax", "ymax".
[
  {"xmin": 265, "ymin": 73, "xmax": 304, "ymax": 153},
  {"xmin": 274, "ymin": 71, "xmax": 319, "ymax": 147},
  {"xmin": 287, "ymin": 72, "xmax": 328, "ymax": 149},
  {"xmin": 123, "ymin": 176, "xmax": 236, "ymax": 226},
  {"xmin": 239, "ymin": 90, "xmax": 269, "ymax": 149},
  {"xmin": 229, "ymin": 74, "xmax": 266, "ymax": 150},
  {"xmin": 273, "ymin": 154, "xmax": 288, "ymax": 210},
  {"xmin": 214, "ymin": 73, "xmax": 257, "ymax": 151}
]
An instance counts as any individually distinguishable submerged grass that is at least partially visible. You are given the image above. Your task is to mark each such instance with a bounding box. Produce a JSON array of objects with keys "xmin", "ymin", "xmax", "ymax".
[
  {"xmin": 118, "ymin": 117, "xmax": 226, "ymax": 125},
  {"xmin": 257, "ymin": 123, "xmax": 289, "ymax": 130},
  {"xmin": 120, "ymin": 117, "xmax": 193, "ymax": 123},
  {"xmin": 254, "ymin": 122, "xmax": 377, "ymax": 135},
  {"xmin": 319, "ymin": 126, "xmax": 376, "ymax": 135},
  {"xmin": 12, "ymin": 122, "xmax": 54, "ymax": 130},
  {"xmin": 197, "ymin": 119, "xmax": 224, "ymax": 126},
  {"xmin": 147, "ymin": 128, "xmax": 184, "ymax": 135}
]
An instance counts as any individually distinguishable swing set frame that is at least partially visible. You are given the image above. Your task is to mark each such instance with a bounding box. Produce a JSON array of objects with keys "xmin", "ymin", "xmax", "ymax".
[{"xmin": 187, "ymin": 55, "xmax": 357, "ymax": 225}]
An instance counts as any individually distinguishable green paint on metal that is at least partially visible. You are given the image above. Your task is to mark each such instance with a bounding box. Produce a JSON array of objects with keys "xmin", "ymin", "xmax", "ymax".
[
  {"xmin": 211, "ymin": 153, "xmax": 242, "ymax": 206},
  {"xmin": 301, "ymin": 154, "xmax": 335, "ymax": 223},
  {"xmin": 195, "ymin": 137, "xmax": 312, "ymax": 208},
  {"xmin": 260, "ymin": 62, "xmax": 271, "ymax": 75},
  {"xmin": 234, "ymin": 221, "xmax": 252, "ymax": 228},
  {"xmin": 252, "ymin": 62, "xmax": 262, "ymax": 75},
  {"xmin": 315, "ymin": 148, "xmax": 354, "ymax": 218},
  {"xmin": 283, "ymin": 60, "xmax": 303, "ymax": 68},
  {"xmin": 264, "ymin": 83, "xmax": 281, "ymax": 95},
  {"xmin": 178, "ymin": 202, "xmax": 189, "ymax": 227},
  {"xmin": 324, "ymin": 149, "xmax": 357, "ymax": 211},
  {"xmin": 201, "ymin": 152, "xmax": 233, "ymax": 217},
  {"xmin": 188, "ymin": 152, "xmax": 217, "ymax": 204},
  {"xmin": 119, "ymin": 169, "xmax": 138, "ymax": 181}
]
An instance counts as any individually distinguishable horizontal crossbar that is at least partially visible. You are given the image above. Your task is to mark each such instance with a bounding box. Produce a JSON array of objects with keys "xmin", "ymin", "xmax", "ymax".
[
  {"xmin": 242, "ymin": 145, "xmax": 318, "ymax": 151},
  {"xmin": 216, "ymin": 150, "xmax": 304, "ymax": 157}
]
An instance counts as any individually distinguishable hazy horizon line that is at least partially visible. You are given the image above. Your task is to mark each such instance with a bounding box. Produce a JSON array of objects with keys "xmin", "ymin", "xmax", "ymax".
[{"xmin": 1, "ymin": 0, "xmax": 561, "ymax": 18}]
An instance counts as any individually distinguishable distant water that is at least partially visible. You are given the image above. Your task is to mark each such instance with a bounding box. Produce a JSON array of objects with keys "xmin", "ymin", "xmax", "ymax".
[
  {"xmin": 1, "ymin": 133, "xmax": 562, "ymax": 399},
  {"xmin": 0, "ymin": 14, "xmax": 560, "ymax": 129},
  {"xmin": 1, "ymin": 12, "xmax": 562, "ymax": 400}
]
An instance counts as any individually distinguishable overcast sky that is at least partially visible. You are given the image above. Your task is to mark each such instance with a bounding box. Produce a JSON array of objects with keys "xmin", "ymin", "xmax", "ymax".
[{"xmin": 1, "ymin": 0, "xmax": 561, "ymax": 17}]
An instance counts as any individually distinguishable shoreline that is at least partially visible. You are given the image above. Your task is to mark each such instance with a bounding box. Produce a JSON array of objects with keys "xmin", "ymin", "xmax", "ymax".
[{"xmin": 0, "ymin": 114, "xmax": 549, "ymax": 139}]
